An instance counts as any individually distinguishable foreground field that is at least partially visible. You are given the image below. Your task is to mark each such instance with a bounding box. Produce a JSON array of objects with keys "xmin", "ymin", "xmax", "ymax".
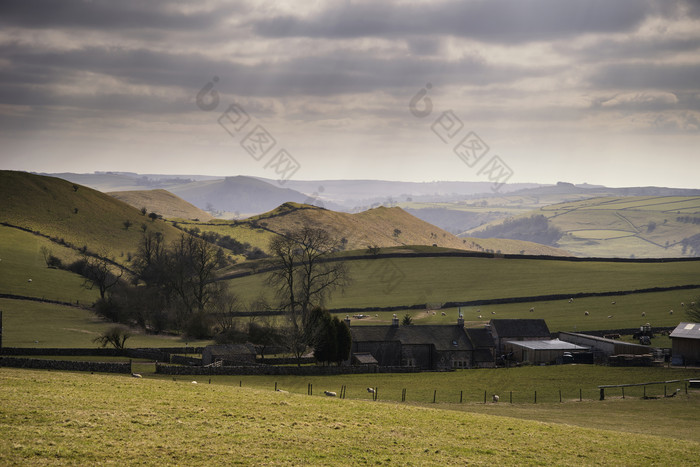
[{"xmin": 1, "ymin": 368, "xmax": 699, "ymax": 465}]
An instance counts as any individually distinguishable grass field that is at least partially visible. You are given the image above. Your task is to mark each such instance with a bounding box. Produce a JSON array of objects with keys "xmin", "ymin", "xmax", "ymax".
[
  {"xmin": 0, "ymin": 299, "xmax": 212, "ymax": 348},
  {"xmin": 224, "ymin": 255, "xmax": 700, "ymax": 315},
  {"xmin": 1, "ymin": 368, "xmax": 699, "ymax": 465}
]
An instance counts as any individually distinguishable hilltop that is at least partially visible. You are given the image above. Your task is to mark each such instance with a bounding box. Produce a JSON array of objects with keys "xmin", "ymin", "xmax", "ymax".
[
  {"xmin": 0, "ymin": 171, "xmax": 183, "ymax": 265},
  {"xmin": 193, "ymin": 202, "xmax": 570, "ymax": 257},
  {"xmin": 108, "ymin": 189, "xmax": 213, "ymax": 221}
]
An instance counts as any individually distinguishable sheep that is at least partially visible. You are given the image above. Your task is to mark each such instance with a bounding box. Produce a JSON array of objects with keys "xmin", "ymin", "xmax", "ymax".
[
  {"xmin": 441, "ymin": 311, "xmax": 446, "ymax": 316},
  {"xmin": 491, "ymin": 311, "xmax": 496, "ymax": 315},
  {"xmin": 276, "ymin": 389, "xmax": 289, "ymax": 394},
  {"xmin": 681, "ymin": 302, "xmax": 685, "ymax": 307},
  {"xmin": 692, "ymin": 302, "xmax": 696, "ymax": 306},
  {"xmin": 27, "ymin": 279, "xmax": 32, "ymax": 283},
  {"xmin": 367, "ymin": 387, "xmax": 376, "ymax": 394},
  {"xmin": 492, "ymin": 394, "xmax": 499, "ymax": 403},
  {"xmin": 324, "ymin": 391, "xmax": 337, "ymax": 397},
  {"xmin": 478, "ymin": 315, "xmax": 482, "ymax": 319},
  {"xmin": 477, "ymin": 309, "xmax": 481, "ymax": 313},
  {"xmin": 584, "ymin": 311, "xmax": 589, "ymax": 316},
  {"xmin": 529, "ymin": 307, "xmax": 535, "ymax": 312},
  {"xmin": 608, "ymin": 315, "xmax": 613, "ymax": 319},
  {"xmin": 131, "ymin": 373, "xmax": 142, "ymax": 378},
  {"xmin": 568, "ymin": 298, "xmax": 573, "ymax": 303},
  {"xmin": 641, "ymin": 312, "xmax": 646, "ymax": 317},
  {"xmin": 669, "ymin": 310, "xmax": 674, "ymax": 315},
  {"xmin": 432, "ymin": 311, "xmax": 436, "ymax": 315},
  {"xmin": 611, "ymin": 301, "xmax": 616, "ymax": 305},
  {"xmin": 191, "ymin": 381, "xmax": 198, "ymax": 384}
]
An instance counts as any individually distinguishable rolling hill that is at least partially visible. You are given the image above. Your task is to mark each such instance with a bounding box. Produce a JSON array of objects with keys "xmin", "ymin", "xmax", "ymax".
[
  {"xmin": 0, "ymin": 171, "xmax": 184, "ymax": 266},
  {"xmin": 188, "ymin": 202, "xmax": 571, "ymax": 257},
  {"xmin": 108, "ymin": 189, "xmax": 213, "ymax": 221}
]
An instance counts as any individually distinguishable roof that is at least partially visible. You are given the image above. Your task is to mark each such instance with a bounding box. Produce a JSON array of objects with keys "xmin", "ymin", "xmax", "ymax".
[
  {"xmin": 506, "ymin": 339, "xmax": 588, "ymax": 351},
  {"xmin": 489, "ymin": 319, "xmax": 550, "ymax": 338},
  {"xmin": 350, "ymin": 325, "xmax": 473, "ymax": 351},
  {"xmin": 559, "ymin": 332, "xmax": 654, "ymax": 349},
  {"xmin": 353, "ymin": 353, "xmax": 379, "ymax": 365},
  {"xmin": 466, "ymin": 327, "xmax": 495, "ymax": 348},
  {"xmin": 670, "ymin": 322, "xmax": 700, "ymax": 340}
]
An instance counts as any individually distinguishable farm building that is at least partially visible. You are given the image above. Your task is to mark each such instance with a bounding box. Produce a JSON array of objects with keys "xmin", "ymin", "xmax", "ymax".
[
  {"xmin": 670, "ymin": 322, "xmax": 700, "ymax": 366},
  {"xmin": 559, "ymin": 332, "xmax": 652, "ymax": 362},
  {"xmin": 349, "ymin": 315, "xmax": 474, "ymax": 370},
  {"xmin": 488, "ymin": 319, "xmax": 551, "ymax": 353},
  {"xmin": 202, "ymin": 344, "xmax": 256, "ymax": 366},
  {"xmin": 465, "ymin": 327, "xmax": 496, "ymax": 368},
  {"xmin": 504, "ymin": 339, "xmax": 589, "ymax": 365}
]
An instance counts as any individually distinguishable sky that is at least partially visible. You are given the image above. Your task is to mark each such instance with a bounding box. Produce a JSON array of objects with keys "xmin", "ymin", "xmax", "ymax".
[{"xmin": 0, "ymin": 0, "xmax": 699, "ymax": 188}]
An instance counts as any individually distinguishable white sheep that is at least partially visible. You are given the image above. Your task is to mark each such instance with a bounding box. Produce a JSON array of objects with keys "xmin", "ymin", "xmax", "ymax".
[
  {"xmin": 491, "ymin": 311, "xmax": 496, "ymax": 315},
  {"xmin": 568, "ymin": 298, "xmax": 573, "ymax": 303},
  {"xmin": 441, "ymin": 311, "xmax": 446, "ymax": 316},
  {"xmin": 276, "ymin": 389, "xmax": 289, "ymax": 394},
  {"xmin": 681, "ymin": 302, "xmax": 685, "ymax": 307},
  {"xmin": 478, "ymin": 315, "xmax": 482, "ymax": 319},
  {"xmin": 529, "ymin": 307, "xmax": 535, "ymax": 312},
  {"xmin": 324, "ymin": 391, "xmax": 337, "ymax": 397},
  {"xmin": 27, "ymin": 279, "xmax": 32, "ymax": 283},
  {"xmin": 641, "ymin": 312, "xmax": 646, "ymax": 317},
  {"xmin": 367, "ymin": 387, "xmax": 375, "ymax": 394},
  {"xmin": 131, "ymin": 373, "xmax": 142, "ymax": 378},
  {"xmin": 611, "ymin": 301, "xmax": 616, "ymax": 305},
  {"xmin": 669, "ymin": 310, "xmax": 674, "ymax": 314},
  {"xmin": 191, "ymin": 381, "xmax": 198, "ymax": 384},
  {"xmin": 608, "ymin": 315, "xmax": 613, "ymax": 319},
  {"xmin": 584, "ymin": 311, "xmax": 589, "ymax": 316},
  {"xmin": 492, "ymin": 394, "xmax": 499, "ymax": 403}
]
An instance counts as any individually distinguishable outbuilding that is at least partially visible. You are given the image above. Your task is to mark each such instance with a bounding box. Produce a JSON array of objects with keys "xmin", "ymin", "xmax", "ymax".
[
  {"xmin": 670, "ymin": 322, "xmax": 700, "ymax": 366},
  {"xmin": 504, "ymin": 339, "xmax": 589, "ymax": 365}
]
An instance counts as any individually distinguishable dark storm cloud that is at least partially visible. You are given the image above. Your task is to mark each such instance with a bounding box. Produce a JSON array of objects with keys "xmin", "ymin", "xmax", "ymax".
[
  {"xmin": 252, "ymin": 0, "xmax": 652, "ymax": 43},
  {"xmin": 591, "ymin": 63, "xmax": 700, "ymax": 91},
  {"xmin": 0, "ymin": 0, "xmax": 238, "ymax": 31}
]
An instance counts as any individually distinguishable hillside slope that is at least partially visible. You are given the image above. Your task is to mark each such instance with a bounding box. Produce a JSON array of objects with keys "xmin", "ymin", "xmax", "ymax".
[
  {"xmin": 233, "ymin": 202, "xmax": 570, "ymax": 256},
  {"xmin": 108, "ymin": 189, "xmax": 213, "ymax": 221},
  {"xmin": 0, "ymin": 171, "xmax": 183, "ymax": 264}
]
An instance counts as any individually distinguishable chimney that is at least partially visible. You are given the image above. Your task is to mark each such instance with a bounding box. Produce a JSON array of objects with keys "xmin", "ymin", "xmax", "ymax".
[
  {"xmin": 457, "ymin": 308, "xmax": 464, "ymax": 327},
  {"xmin": 391, "ymin": 313, "xmax": 399, "ymax": 327},
  {"xmin": 344, "ymin": 315, "xmax": 351, "ymax": 327}
]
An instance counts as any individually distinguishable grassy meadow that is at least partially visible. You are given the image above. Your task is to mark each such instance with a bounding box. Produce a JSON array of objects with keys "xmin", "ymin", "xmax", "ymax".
[{"xmin": 2, "ymin": 368, "xmax": 699, "ymax": 465}]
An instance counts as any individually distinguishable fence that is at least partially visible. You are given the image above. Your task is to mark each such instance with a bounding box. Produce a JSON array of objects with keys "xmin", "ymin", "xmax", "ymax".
[{"xmin": 0, "ymin": 356, "xmax": 131, "ymax": 374}]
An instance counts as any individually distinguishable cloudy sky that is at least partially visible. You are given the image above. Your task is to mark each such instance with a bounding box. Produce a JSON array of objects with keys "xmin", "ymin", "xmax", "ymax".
[{"xmin": 1, "ymin": 0, "xmax": 699, "ymax": 188}]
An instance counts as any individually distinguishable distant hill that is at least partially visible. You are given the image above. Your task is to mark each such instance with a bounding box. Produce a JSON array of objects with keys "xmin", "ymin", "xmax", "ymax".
[
  {"xmin": 108, "ymin": 189, "xmax": 213, "ymax": 221},
  {"xmin": 0, "ymin": 171, "xmax": 183, "ymax": 264},
  {"xmin": 166, "ymin": 176, "xmax": 310, "ymax": 217},
  {"xmin": 464, "ymin": 196, "xmax": 700, "ymax": 258},
  {"xmin": 199, "ymin": 202, "xmax": 570, "ymax": 257}
]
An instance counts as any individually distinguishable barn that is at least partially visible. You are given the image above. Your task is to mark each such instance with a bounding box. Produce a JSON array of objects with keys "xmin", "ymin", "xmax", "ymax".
[
  {"xmin": 488, "ymin": 319, "xmax": 551, "ymax": 354},
  {"xmin": 504, "ymin": 339, "xmax": 589, "ymax": 365},
  {"xmin": 670, "ymin": 322, "xmax": 700, "ymax": 366}
]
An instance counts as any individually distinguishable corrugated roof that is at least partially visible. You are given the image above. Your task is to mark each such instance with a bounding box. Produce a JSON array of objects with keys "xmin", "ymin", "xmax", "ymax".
[
  {"xmin": 505, "ymin": 339, "xmax": 589, "ymax": 351},
  {"xmin": 670, "ymin": 322, "xmax": 700, "ymax": 340},
  {"xmin": 490, "ymin": 319, "xmax": 550, "ymax": 338},
  {"xmin": 350, "ymin": 325, "xmax": 473, "ymax": 351}
]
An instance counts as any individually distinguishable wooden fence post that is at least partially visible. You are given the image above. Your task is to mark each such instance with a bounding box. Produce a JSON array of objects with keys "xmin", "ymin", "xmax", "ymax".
[
  {"xmin": 510, "ymin": 391, "xmax": 512, "ymax": 404},
  {"xmin": 460, "ymin": 390, "xmax": 463, "ymax": 403},
  {"xmin": 534, "ymin": 390, "xmax": 537, "ymax": 404},
  {"xmin": 433, "ymin": 390, "xmax": 436, "ymax": 403},
  {"xmin": 559, "ymin": 389, "xmax": 562, "ymax": 403},
  {"xmin": 599, "ymin": 388, "xmax": 605, "ymax": 400},
  {"xmin": 484, "ymin": 391, "xmax": 487, "ymax": 404}
]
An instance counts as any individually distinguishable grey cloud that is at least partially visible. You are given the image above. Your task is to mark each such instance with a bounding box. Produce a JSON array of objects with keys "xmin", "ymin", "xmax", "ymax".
[
  {"xmin": 590, "ymin": 63, "xmax": 700, "ymax": 91},
  {"xmin": 0, "ymin": 0, "xmax": 240, "ymax": 31},
  {"xmin": 252, "ymin": 0, "xmax": 652, "ymax": 43}
]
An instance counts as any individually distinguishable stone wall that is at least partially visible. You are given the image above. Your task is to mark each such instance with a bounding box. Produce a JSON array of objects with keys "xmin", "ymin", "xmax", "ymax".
[
  {"xmin": 155, "ymin": 363, "xmax": 419, "ymax": 376},
  {"xmin": 0, "ymin": 357, "xmax": 132, "ymax": 374}
]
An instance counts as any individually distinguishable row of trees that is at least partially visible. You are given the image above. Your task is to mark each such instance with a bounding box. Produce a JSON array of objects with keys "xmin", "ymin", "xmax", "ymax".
[{"xmin": 80, "ymin": 226, "xmax": 352, "ymax": 365}]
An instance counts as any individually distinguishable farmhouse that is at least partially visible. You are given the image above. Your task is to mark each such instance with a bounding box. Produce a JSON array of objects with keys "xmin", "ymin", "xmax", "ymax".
[
  {"xmin": 349, "ymin": 315, "xmax": 474, "ymax": 370},
  {"xmin": 465, "ymin": 327, "xmax": 496, "ymax": 368},
  {"xmin": 670, "ymin": 322, "xmax": 700, "ymax": 366}
]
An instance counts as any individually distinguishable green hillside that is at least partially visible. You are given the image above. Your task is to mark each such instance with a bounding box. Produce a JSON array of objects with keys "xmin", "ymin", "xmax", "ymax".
[
  {"xmin": 0, "ymin": 171, "xmax": 184, "ymax": 265},
  {"xmin": 2, "ymin": 369, "xmax": 698, "ymax": 465},
  {"xmin": 108, "ymin": 189, "xmax": 213, "ymax": 221}
]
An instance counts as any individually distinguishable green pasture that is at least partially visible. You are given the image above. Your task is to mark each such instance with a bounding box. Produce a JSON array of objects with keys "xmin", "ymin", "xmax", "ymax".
[
  {"xmin": 0, "ymin": 299, "xmax": 212, "ymax": 348},
  {"xmin": 0, "ymin": 226, "xmax": 99, "ymax": 304},
  {"xmin": 224, "ymin": 255, "xmax": 700, "ymax": 313},
  {"xmin": 2, "ymin": 368, "xmax": 699, "ymax": 465}
]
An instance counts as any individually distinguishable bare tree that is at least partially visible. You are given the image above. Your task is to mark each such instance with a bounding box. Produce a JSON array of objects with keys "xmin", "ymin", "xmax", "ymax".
[
  {"xmin": 81, "ymin": 252, "xmax": 124, "ymax": 300},
  {"xmin": 267, "ymin": 227, "xmax": 350, "ymax": 362},
  {"xmin": 93, "ymin": 325, "xmax": 131, "ymax": 350}
]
